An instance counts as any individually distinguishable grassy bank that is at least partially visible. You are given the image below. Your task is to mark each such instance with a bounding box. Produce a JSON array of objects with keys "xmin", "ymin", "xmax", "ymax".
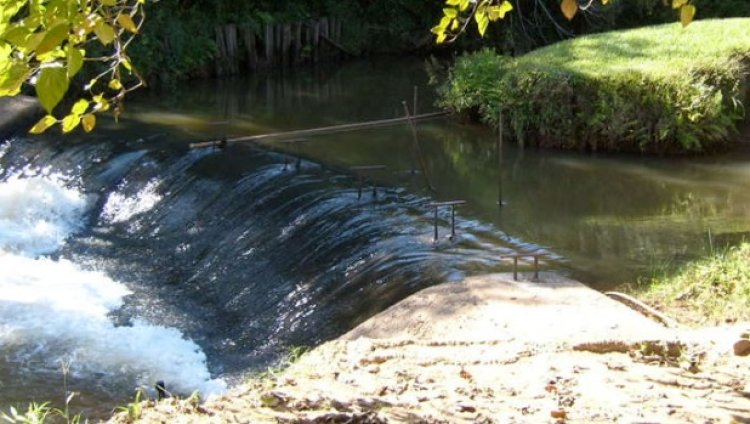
[
  {"xmin": 439, "ymin": 18, "xmax": 750, "ymax": 154},
  {"xmin": 633, "ymin": 242, "xmax": 750, "ymax": 325}
]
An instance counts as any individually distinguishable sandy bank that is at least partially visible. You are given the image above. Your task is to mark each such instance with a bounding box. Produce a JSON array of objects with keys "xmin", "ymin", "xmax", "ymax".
[{"xmin": 111, "ymin": 273, "xmax": 750, "ymax": 423}]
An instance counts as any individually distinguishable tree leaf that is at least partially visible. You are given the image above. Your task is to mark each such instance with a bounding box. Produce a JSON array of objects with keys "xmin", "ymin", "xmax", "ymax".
[
  {"xmin": 561, "ymin": 0, "xmax": 579, "ymax": 20},
  {"xmin": 488, "ymin": 2, "xmax": 514, "ymax": 21},
  {"xmin": 29, "ymin": 114, "xmax": 57, "ymax": 134},
  {"xmin": 0, "ymin": 62, "xmax": 31, "ymax": 96},
  {"xmin": 672, "ymin": 0, "xmax": 688, "ymax": 9},
  {"xmin": 476, "ymin": 14, "xmax": 489, "ymax": 37},
  {"xmin": 81, "ymin": 113, "xmax": 96, "ymax": 132},
  {"xmin": 93, "ymin": 93, "xmax": 110, "ymax": 111},
  {"xmin": 117, "ymin": 14, "xmax": 138, "ymax": 33},
  {"xmin": 681, "ymin": 4, "xmax": 696, "ymax": 27},
  {"xmin": 35, "ymin": 67, "xmax": 69, "ymax": 113},
  {"xmin": 443, "ymin": 8, "xmax": 458, "ymax": 18},
  {"xmin": 101, "ymin": 0, "xmax": 117, "ymax": 6},
  {"xmin": 446, "ymin": 0, "xmax": 461, "ymax": 5},
  {"xmin": 94, "ymin": 21, "xmax": 116, "ymax": 45},
  {"xmin": 0, "ymin": 0, "xmax": 26, "ymax": 34},
  {"xmin": 66, "ymin": 45, "xmax": 83, "ymax": 78},
  {"xmin": 108, "ymin": 78, "xmax": 122, "ymax": 90},
  {"xmin": 71, "ymin": 98, "xmax": 89, "ymax": 115},
  {"xmin": 459, "ymin": 0, "xmax": 470, "ymax": 11},
  {"xmin": 61, "ymin": 113, "xmax": 81, "ymax": 133},
  {"xmin": 35, "ymin": 23, "xmax": 69, "ymax": 56},
  {"xmin": 2, "ymin": 26, "xmax": 32, "ymax": 47}
]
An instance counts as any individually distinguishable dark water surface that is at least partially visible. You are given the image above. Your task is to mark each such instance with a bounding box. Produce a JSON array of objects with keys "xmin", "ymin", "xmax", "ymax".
[{"xmin": 2, "ymin": 58, "xmax": 750, "ymax": 417}]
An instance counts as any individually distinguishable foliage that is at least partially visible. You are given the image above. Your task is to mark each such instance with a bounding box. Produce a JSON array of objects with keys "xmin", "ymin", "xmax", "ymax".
[
  {"xmin": 0, "ymin": 0, "xmax": 148, "ymax": 134},
  {"xmin": 439, "ymin": 19, "xmax": 750, "ymax": 154},
  {"xmin": 0, "ymin": 403, "xmax": 53, "ymax": 424},
  {"xmin": 115, "ymin": 389, "xmax": 145, "ymax": 423},
  {"xmin": 432, "ymin": 0, "xmax": 697, "ymax": 44},
  {"xmin": 128, "ymin": 0, "xmax": 216, "ymax": 84},
  {"xmin": 633, "ymin": 242, "xmax": 750, "ymax": 326}
]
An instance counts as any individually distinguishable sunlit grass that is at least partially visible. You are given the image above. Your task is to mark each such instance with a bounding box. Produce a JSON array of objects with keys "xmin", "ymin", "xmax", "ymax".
[
  {"xmin": 518, "ymin": 18, "xmax": 750, "ymax": 79},
  {"xmin": 633, "ymin": 242, "xmax": 750, "ymax": 326}
]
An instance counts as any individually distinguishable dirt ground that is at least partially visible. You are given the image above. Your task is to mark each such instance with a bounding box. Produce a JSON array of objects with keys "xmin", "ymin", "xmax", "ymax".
[{"xmin": 111, "ymin": 273, "xmax": 750, "ymax": 423}]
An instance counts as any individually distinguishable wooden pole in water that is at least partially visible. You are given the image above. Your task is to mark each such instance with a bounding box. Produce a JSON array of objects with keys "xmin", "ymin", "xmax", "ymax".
[
  {"xmin": 413, "ymin": 86, "xmax": 418, "ymax": 117},
  {"xmin": 189, "ymin": 111, "xmax": 447, "ymax": 148},
  {"xmin": 497, "ymin": 107, "xmax": 504, "ymax": 207},
  {"xmin": 402, "ymin": 101, "xmax": 435, "ymax": 192}
]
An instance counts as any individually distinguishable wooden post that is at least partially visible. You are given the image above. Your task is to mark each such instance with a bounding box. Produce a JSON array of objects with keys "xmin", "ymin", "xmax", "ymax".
[
  {"xmin": 497, "ymin": 108, "xmax": 504, "ymax": 207},
  {"xmin": 242, "ymin": 28, "xmax": 258, "ymax": 70},
  {"xmin": 312, "ymin": 19, "xmax": 320, "ymax": 62},
  {"xmin": 225, "ymin": 24, "xmax": 238, "ymax": 74},
  {"xmin": 293, "ymin": 23, "xmax": 302, "ymax": 63},
  {"xmin": 413, "ymin": 86, "xmax": 418, "ymax": 117},
  {"xmin": 334, "ymin": 18, "xmax": 342, "ymax": 42},
  {"xmin": 282, "ymin": 23, "xmax": 292, "ymax": 67},
  {"xmin": 215, "ymin": 26, "xmax": 227, "ymax": 76},
  {"xmin": 264, "ymin": 23, "xmax": 274, "ymax": 64}
]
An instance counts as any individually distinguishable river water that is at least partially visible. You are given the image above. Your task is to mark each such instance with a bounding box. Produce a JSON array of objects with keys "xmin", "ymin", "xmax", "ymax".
[{"xmin": 2, "ymin": 58, "xmax": 750, "ymax": 417}]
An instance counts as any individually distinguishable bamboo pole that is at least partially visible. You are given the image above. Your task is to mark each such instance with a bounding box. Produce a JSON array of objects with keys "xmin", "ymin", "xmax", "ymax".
[
  {"xmin": 190, "ymin": 111, "xmax": 447, "ymax": 148},
  {"xmin": 402, "ymin": 101, "xmax": 435, "ymax": 192}
]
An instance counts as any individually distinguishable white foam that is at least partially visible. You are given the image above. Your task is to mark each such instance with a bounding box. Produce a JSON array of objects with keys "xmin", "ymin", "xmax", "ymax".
[
  {"xmin": 0, "ymin": 174, "xmax": 86, "ymax": 256},
  {"xmin": 101, "ymin": 179, "xmax": 163, "ymax": 224},
  {"xmin": 0, "ymin": 173, "xmax": 225, "ymax": 396},
  {"xmin": 0, "ymin": 253, "xmax": 225, "ymax": 395}
]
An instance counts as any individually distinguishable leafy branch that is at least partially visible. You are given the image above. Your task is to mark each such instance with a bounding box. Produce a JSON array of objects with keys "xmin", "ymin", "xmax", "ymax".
[
  {"xmin": 432, "ymin": 0, "xmax": 696, "ymax": 44},
  {"xmin": 0, "ymin": 0, "xmax": 149, "ymax": 134}
]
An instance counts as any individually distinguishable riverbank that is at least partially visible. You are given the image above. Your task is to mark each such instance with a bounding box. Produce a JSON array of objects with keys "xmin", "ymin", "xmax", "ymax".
[
  {"xmin": 439, "ymin": 18, "xmax": 750, "ymax": 154},
  {"xmin": 633, "ymin": 242, "xmax": 750, "ymax": 327},
  {"xmin": 111, "ymin": 273, "xmax": 750, "ymax": 423}
]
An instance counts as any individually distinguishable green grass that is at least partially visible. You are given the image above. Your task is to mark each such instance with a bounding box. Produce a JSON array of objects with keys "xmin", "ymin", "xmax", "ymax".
[
  {"xmin": 517, "ymin": 19, "xmax": 750, "ymax": 79},
  {"xmin": 440, "ymin": 18, "xmax": 750, "ymax": 154},
  {"xmin": 633, "ymin": 242, "xmax": 750, "ymax": 326}
]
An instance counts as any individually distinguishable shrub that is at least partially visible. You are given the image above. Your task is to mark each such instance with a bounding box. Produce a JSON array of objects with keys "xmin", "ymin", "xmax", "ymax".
[{"xmin": 439, "ymin": 19, "xmax": 750, "ymax": 154}]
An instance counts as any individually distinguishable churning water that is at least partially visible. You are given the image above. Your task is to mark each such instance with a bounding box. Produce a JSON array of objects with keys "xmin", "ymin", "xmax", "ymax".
[{"xmin": 0, "ymin": 125, "xmax": 527, "ymax": 416}]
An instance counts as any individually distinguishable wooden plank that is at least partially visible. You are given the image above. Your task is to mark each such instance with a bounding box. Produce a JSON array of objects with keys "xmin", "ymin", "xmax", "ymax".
[
  {"xmin": 349, "ymin": 165, "xmax": 387, "ymax": 171},
  {"xmin": 428, "ymin": 200, "xmax": 466, "ymax": 207}
]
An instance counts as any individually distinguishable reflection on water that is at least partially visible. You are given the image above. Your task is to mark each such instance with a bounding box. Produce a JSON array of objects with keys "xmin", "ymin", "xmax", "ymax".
[{"xmin": 131, "ymin": 59, "xmax": 750, "ymax": 288}]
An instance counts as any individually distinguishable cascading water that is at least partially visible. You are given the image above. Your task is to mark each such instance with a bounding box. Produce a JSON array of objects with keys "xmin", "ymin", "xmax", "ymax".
[{"xmin": 0, "ymin": 129, "xmax": 528, "ymax": 416}]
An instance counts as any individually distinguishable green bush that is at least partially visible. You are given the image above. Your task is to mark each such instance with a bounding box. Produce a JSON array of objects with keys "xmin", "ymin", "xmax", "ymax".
[{"xmin": 439, "ymin": 19, "xmax": 750, "ymax": 154}]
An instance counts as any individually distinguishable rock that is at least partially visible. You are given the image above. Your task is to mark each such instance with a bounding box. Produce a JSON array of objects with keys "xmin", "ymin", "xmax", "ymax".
[
  {"xmin": 734, "ymin": 339, "xmax": 750, "ymax": 356},
  {"xmin": 0, "ymin": 96, "xmax": 43, "ymax": 139},
  {"xmin": 550, "ymin": 409, "xmax": 567, "ymax": 419},
  {"xmin": 457, "ymin": 403, "xmax": 476, "ymax": 413}
]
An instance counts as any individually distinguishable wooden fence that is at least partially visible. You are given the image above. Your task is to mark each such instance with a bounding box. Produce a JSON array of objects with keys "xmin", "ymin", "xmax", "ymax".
[{"xmin": 214, "ymin": 17, "xmax": 346, "ymax": 76}]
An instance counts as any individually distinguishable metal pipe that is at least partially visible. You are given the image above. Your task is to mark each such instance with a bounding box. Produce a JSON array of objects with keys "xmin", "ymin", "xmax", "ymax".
[
  {"xmin": 433, "ymin": 206, "xmax": 439, "ymax": 242},
  {"xmin": 450, "ymin": 205, "xmax": 456, "ymax": 238}
]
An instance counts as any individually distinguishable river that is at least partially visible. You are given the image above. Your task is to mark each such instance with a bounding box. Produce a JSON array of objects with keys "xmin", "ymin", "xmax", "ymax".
[{"xmin": 1, "ymin": 58, "xmax": 750, "ymax": 418}]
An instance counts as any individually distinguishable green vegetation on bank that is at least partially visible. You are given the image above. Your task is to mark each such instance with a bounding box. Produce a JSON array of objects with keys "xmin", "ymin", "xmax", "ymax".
[
  {"xmin": 634, "ymin": 242, "xmax": 750, "ymax": 326},
  {"xmin": 439, "ymin": 19, "xmax": 750, "ymax": 154}
]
